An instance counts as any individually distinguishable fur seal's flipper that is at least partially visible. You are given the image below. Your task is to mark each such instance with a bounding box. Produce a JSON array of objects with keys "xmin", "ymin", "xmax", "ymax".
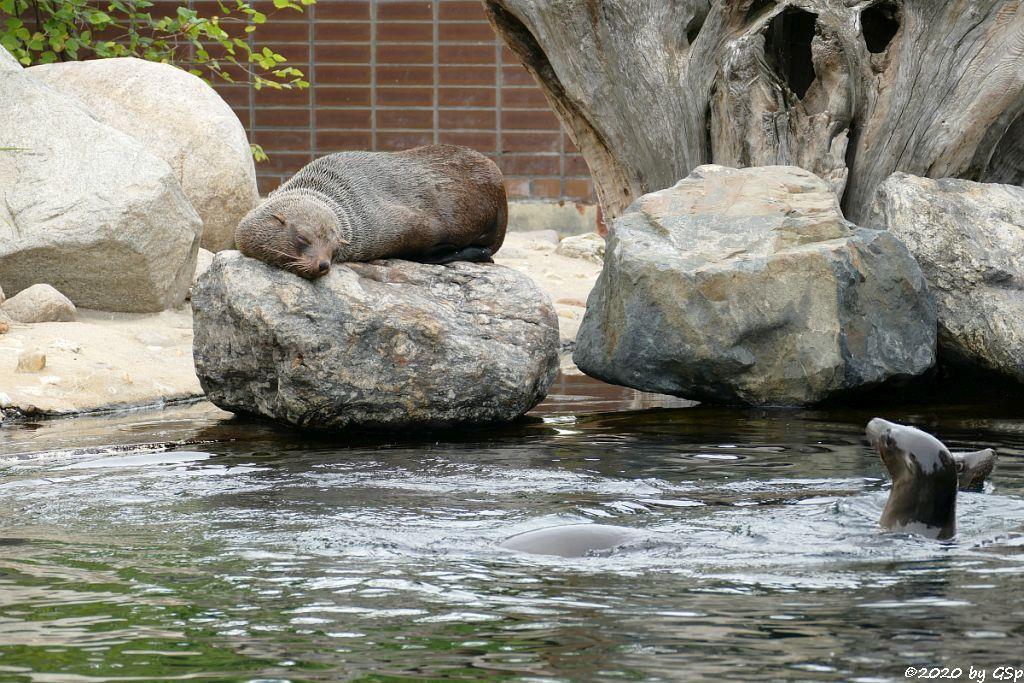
[
  {"xmin": 867, "ymin": 418, "xmax": 960, "ymax": 540},
  {"xmin": 415, "ymin": 246, "xmax": 494, "ymax": 265},
  {"xmin": 499, "ymin": 523, "xmax": 637, "ymax": 557}
]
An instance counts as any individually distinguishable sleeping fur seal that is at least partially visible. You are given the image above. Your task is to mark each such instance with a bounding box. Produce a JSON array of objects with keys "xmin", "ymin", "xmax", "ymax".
[
  {"xmin": 235, "ymin": 145, "xmax": 507, "ymax": 279},
  {"xmin": 866, "ymin": 418, "xmax": 997, "ymax": 540}
]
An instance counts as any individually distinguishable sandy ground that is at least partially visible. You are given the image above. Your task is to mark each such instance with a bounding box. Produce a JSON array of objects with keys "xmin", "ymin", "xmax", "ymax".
[
  {"xmin": 493, "ymin": 230, "xmax": 602, "ymax": 354},
  {"xmin": 0, "ymin": 308, "xmax": 200, "ymax": 418},
  {"xmin": 0, "ymin": 232, "xmax": 603, "ymax": 420}
]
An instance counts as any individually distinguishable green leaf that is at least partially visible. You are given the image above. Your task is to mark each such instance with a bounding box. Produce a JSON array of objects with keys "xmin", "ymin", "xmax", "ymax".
[
  {"xmin": 0, "ymin": 0, "xmax": 310, "ymax": 89},
  {"xmin": 250, "ymin": 143, "xmax": 268, "ymax": 163}
]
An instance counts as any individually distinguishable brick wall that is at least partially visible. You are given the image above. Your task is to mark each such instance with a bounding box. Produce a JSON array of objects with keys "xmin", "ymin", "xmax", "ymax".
[{"xmin": 211, "ymin": 0, "xmax": 595, "ymax": 203}]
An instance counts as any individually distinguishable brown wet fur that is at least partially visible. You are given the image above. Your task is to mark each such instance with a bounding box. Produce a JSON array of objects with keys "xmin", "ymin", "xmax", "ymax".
[{"xmin": 235, "ymin": 145, "xmax": 508, "ymax": 279}]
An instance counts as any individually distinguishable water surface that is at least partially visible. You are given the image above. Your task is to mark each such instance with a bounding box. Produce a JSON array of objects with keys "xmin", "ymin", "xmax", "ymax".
[{"xmin": 1, "ymin": 376, "xmax": 1023, "ymax": 682}]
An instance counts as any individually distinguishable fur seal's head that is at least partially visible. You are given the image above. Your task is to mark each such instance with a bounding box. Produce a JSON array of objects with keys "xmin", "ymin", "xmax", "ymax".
[
  {"xmin": 953, "ymin": 448, "xmax": 997, "ymax": 492},
  {"xmin": 235, "ymin": 193, "xmax": 347, "ymax": 280},
  {"xmin": 866, "ymin": 418, "xmax": 958, "ymax": 540}
]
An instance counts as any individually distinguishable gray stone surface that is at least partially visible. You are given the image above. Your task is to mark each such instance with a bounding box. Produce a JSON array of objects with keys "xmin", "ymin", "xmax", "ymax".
[
  {"xmin": 574, "ymin": 165, "xmax": 937, "ymax": 406},
  {"xmin": 28, "ymin": 58, "xmax": 257, "ymax": 252},
  {"xmin": 0, "ymin": 64, "xmax": 201, "ymax": 312},
  {"xmin": 870, "ymin": 173, "xmax": 1024, "ymax": 382},
  {"xmin": 1, "ymin": 284, "xmax": 77, "ymax": 323},
  {"xmin": 193, "ymin": 253, "xmax": 560, "ymax": 430}
]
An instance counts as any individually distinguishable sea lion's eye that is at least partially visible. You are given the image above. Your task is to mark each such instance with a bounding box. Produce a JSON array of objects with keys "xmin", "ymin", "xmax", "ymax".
[{"xmin": 296, "ymin": 234, "xmax": 310, "ymax": 247}]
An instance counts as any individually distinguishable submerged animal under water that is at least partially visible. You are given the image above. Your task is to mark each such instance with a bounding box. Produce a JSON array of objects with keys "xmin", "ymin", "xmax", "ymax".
[{"xmin": 500, "ymin": 419, "xmax": 998, "ymax": 557}]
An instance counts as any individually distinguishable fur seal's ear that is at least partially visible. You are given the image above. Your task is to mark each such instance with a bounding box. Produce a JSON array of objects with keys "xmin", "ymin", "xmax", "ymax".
[
  {"xmin": 337, "ymin": 236, "xmax": 350, "ymax": 245},
  {"xmin": 272, "ymin": 213, "xmax": 287, "ymax": 225}
]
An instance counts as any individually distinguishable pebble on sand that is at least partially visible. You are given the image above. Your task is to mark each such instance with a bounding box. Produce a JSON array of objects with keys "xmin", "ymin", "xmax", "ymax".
[{"xmin": 16, "ymin": 349, "xmax": 46, "ymax": 373}]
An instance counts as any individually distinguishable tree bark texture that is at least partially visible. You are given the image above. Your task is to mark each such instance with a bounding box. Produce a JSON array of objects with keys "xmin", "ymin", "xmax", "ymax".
[{"xmin": 484, "ymin": 0, "xmax": 1024, "ymax": 224}]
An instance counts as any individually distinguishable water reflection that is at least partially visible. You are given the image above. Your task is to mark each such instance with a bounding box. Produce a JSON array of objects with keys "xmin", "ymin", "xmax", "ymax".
[{"xmin": 1, "ymin": 375, "xmax": 1023, "ymax": 681}]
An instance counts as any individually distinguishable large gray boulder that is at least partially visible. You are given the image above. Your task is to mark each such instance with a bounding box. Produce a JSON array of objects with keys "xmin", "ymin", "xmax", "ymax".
[
  {"xmin": 0, "ymin": 64, "xmax": 201, "ymax": 312},
  {"xmin": 193, "ymin": 253, "xmax": 560, "ymax": 430},
  {"xmin": 870, "ymin": 173, "xmax": 1024, "ymax": 382},
  {"xmin": 28, "ymin": 58, "xmax": 258, "ymax": 252},
  {"xmin": 574, "ymin": 165, "xmax": 937, "ymax": 406}
]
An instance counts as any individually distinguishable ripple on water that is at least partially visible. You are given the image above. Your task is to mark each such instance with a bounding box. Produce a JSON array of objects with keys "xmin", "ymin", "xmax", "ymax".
[{"xmin": 1, "ymin": 393, "xmax": 1024, "ymax": 681}]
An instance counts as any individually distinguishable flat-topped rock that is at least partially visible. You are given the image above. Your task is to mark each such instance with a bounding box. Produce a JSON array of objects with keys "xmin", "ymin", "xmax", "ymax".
[
  {"xmin": 192, "ymin": 254, "xmax": 560, "ymax": 430},
  {"xmin": 574, "ymin": 165, "xmax": 937, "ymax": 406},
  {"xmin": 871, "ymin": 173, "xmax": 1024, "ymax": 383}
]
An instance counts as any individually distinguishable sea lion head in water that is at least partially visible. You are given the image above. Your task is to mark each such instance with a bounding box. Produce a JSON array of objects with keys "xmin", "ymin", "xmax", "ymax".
[
  {"xmin": 953, "ymin": 446, "xmax": 997, "ymax": 492},
  {"xmin": 235, "ymin": 193, "xmax": 348, "ymax": 280},
  {"xmin": 865, "ymin": 418, "xmax": 997, "ymax": 540}
]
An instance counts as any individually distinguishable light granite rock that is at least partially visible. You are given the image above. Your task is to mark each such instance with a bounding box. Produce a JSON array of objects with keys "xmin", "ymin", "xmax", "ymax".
[
  {"xmin": 556, "ymin": 232, "xmax": 605, "ymax": 263},
  {"xmin": 1, "ymin": 284, "xmax": 77, "ymax": 323},
  {"xmin": 28, "ymin": 57, "xmax": 257, "ymax": 252},
  {"xmin": 194, "ymin": 248, "xmax": 215, "ymax": 282},
  {"xmin": 0, "ymin": 65, "xmax": 201, "ymax": 312},
  {"xmin": 574, "ymin": 165, "xmax": 937, "ymax": 406},
  {"xmin": 0, "ymin": 45, "xmax": 20, "ymax": 71},
  {"xmin": 188, "ymin": 248, "xmax": 215, "ymax": 300},
  {"xmin": 870, "ymin": 173, "xmax": 1024, "ymax": 382},
  {"xmin": 193, "ymin": 253, "xmax": 561, "ymax": 430}
]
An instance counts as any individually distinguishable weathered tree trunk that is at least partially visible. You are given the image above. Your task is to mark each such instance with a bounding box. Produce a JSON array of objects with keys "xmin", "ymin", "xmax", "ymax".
[{"xmin": 484, "ymin": 0, "xmax": 1024, "ymax": 224}]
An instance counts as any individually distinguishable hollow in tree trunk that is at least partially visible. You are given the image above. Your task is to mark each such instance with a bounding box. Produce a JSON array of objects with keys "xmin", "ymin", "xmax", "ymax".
[{"xmin": 484, "ymin": 0, "xmax": 1024, "ymax": 224}]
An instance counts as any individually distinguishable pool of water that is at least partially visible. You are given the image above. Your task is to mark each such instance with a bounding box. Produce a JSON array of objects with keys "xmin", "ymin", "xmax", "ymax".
[{"xmin": 1, "ymin": 375, "xmax": 1023, "ymax": 682}]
